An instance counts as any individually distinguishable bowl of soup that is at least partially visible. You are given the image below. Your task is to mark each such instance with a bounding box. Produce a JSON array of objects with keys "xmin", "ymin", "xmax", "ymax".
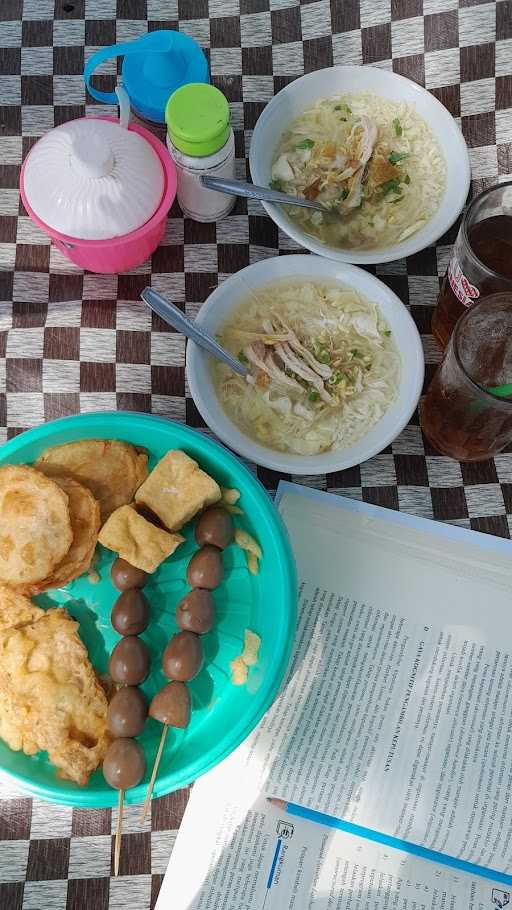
[
  {"xmin": 249, "ymin": 65, "xmax": 470, "ymax": 265},
  {"xmin": 186, "ymin": 255, "xmax": 424, "ymax": 475}
]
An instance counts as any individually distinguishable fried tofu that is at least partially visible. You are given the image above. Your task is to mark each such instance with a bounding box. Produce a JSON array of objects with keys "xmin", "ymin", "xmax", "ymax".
[
  {"xmin": 0, "ymin": 607, "xmax": 109, "ymax": 786},
  {"xmin": 98, "ymin": 505, "xmax": 184, "ymax": 573},
  {"xmin": 134, "ymin": 450, "xmax": 221, "ymax": 532}
]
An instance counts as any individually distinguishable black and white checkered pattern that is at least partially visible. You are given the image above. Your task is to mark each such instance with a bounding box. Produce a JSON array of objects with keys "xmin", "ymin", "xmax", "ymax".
[{"xmin": 0, "ymin": 1, "xmax": 510, "ymax": 907}]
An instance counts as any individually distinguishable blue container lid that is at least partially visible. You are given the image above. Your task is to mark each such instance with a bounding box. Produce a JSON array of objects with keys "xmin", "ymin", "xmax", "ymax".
[{"xmin": 83, "ymin": 30, "xmax": 209, "ymax": 125}]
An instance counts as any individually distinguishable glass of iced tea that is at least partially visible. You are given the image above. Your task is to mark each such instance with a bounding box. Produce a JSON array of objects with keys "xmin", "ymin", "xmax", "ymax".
[
  {"xmin": 432, "ymin": 182, "xmax": 512, "ymax": 349},
  {"xmin": 421, "ymin": 293, "xmax": 512, "ymax": 461}
]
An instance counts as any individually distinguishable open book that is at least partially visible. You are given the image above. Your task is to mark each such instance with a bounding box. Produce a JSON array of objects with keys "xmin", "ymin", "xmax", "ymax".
[{"xmin": 156, "ymin": 482, "xmax": 512, "ymax": 909}]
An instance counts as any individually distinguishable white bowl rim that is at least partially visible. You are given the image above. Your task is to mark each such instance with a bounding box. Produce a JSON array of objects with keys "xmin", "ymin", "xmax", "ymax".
[
  {"xmin": 186, "ymin": 255, "xmax": 425, "ymax": 475},
  {"xmin": 249, "ymin": 64, "xmax": 470, "ymax": 265}
]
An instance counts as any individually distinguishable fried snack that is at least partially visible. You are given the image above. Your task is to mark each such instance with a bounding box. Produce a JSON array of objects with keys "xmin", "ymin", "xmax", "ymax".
[
  {"xmin": 98, "ymin": 505, "xmax": 184, "ymax": 574},
  {"xmin": 35, "ymin": 439, "xmax": 148, "ymax": 522},
  {"xmin": 230, "ymin": 628, "xmax": 261, "ymax": 686},
  {"xmin": 230, "ymin": 656, "xmax": 248, "ymax": 686},
  {"xmin": 0, "ymin": 606, "xmax": 109, "ymax": 786},
  {"xmin": 135, "ymin": 450, "xmax": 221, "ymax": 531},
  {"xmin": 241, "ymin": 629, "xmax": 261, "ymax": 667},
  {"xmin": 0, "ymin": 585, "xmax": 44, "ymax": 632},
  {"xmin": 0, "ymin": 465, "xmax": 73, "ymax": 587},
  {"xmin": 19, "ymin": 477, "xmax": 101, "ymax": 596}
]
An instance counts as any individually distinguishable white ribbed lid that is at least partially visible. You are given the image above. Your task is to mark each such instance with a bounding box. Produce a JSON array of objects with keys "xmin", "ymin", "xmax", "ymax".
[{"xmin": 22, "ymin": 118, "xmax": 165, "ymax": 240}]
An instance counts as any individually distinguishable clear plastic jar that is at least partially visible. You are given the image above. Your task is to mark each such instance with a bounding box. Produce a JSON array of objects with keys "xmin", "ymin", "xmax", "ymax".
[{"xmin": 166, "ymin": 130, "xmax": 235, "ymax": 222}]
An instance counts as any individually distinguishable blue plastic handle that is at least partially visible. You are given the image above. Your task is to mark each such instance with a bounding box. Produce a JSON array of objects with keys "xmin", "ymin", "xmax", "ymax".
[{"xmin": 84, "ymin": 31, "xmax": 175, "ymax": 104}]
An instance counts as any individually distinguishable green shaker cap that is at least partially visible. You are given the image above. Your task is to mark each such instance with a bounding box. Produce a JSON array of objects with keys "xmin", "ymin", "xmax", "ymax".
[{"xmin": 165, "ymin": 83, "xmax": 230, "ymax": 157}]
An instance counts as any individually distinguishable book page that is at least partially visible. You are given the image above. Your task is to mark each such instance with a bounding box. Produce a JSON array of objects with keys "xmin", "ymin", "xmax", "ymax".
[
  {"xmin": 156, "ymin": 752, "xmax": 511, "ymax": 910},
  {"xmin": 243, "ymin": 486, "xmax": 512, "ymax": 873}
]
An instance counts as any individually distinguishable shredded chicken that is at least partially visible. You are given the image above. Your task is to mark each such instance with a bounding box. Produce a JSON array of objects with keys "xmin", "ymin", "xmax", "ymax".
[
  {"xmin": 270, "ymin": 314, "xmax": 332, "ymax": 380},
  {"xmin": 243, "ymin": 342, "xmax": 303, "ymax": 392},
  {"xmin": 345, "ymin": 116, "xmax": 378, "ymax": 209},
  {"xmin": 274, "ymin": 342, "xmax": 335, "ymax": 404}
]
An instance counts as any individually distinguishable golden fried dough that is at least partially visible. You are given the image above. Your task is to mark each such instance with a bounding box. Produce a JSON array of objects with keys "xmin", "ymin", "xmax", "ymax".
[
  {"xmin": 0, "ymin": 465, "xmax": 73, "ymax": 587},
  {"xmin": 35, "ymin": 439, "xmax": 148, "ymax": 522},
  {"xmin": 0, "ymin": 606, "xmax": 109, "ymax": 786},
  {"xmin": 98, "ymin": 505, "xmax": 184, "ymax": 573},
  {"xmin": 0, "ymin": 585, "xmax": 44, "ymax": 632},
  {"xmin": 19, "ymin": 477, "xmax": 101, "ymax": 596},
  {"xmin": 135, "ymin": 450, "xmax": 221, "ymax": 531}
]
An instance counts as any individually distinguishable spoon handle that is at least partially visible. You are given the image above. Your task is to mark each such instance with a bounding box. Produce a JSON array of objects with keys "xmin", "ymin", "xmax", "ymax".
[
  {"xmin": 200, "ymin": 175, "xmax": 327, "ymax": 213},
  {"xmin": 140, "ymin": 287, "xmax": 248, "ymax": 378}
]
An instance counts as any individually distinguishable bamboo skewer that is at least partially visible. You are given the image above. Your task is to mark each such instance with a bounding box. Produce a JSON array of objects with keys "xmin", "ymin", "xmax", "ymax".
[
  {"xmin": 140, "ymin": 724, "xmax": 169, "ymax": 823},
  {"xmin": 114, "ymin": 788, "xmax": 124, "ymax": 877}
]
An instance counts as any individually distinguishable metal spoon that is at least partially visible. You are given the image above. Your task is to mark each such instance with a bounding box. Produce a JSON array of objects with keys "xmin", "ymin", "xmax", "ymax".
[
  {"xmin": 140, "ymin": 287, "xmax": 248, "ymax": 378},
  {"xmin": 200, "ymin": 175, "xmax": 332, "ymax": 214}
]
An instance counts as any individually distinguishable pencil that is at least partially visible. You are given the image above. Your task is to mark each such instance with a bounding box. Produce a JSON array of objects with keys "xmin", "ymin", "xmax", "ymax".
[{"xmin": 267, "ymin": 798, "xmax": 512, "ymax": 886}]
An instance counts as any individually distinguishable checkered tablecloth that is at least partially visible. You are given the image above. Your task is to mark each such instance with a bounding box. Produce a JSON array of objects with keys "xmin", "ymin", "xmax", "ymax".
[{"xmin": 0, "ymin": 1, "xmax": 510, "ymax": 908}]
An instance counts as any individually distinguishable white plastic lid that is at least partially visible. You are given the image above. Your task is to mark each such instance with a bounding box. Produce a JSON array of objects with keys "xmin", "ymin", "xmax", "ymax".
[{"xmin": 22, "ymin": 118, "xmax": 165, "ymax": 240}]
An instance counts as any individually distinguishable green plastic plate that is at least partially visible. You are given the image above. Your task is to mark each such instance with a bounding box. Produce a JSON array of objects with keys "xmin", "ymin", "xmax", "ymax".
[{"xmin": 0, "ymin": 412, "xmax": 297, "ymax": 807}]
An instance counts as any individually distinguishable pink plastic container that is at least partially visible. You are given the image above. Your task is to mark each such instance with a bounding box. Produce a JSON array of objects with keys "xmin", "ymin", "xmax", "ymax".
[{"xmin": 20, "ymin": 118, "xmax": 177, "ymax": 275}]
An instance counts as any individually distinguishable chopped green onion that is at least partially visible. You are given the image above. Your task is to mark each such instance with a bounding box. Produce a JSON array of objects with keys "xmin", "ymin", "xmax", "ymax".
[
  {"xmin": 269, "ymin": 178, "xmax": 284, "ymax": 192},
  {"xmin": 384, "ymin": 330, "xmax": 392, "ymax": 337},
  {"xmin": 296, "ymin": 138, "xmax": 315, "ymax": 150},
  {"xmin": 238, "ymin": 350, "xmax": 248, "ymax": 363},
  {"xmin": 351, "ymin": 349, "xmax": 361, "ymax": 358},
  {"xmin": 315, "ymin": 347, "xmax": 331, "ymax": 364},
  {"xmin": 393, "ymin": 118, "xmax": 403, "ymax": 137},
  {"xmin": 328, "ymin": 370, "xmax": 345, "ymax": 385},
  {"xmin": 308, "ymin": 390, "xmax": 320, "ymax": 402},
  {"xmin": 404, "ymin": 174, "xmax": 411, "ymax": 185},
  {"xmin": 340, "ymin": 188, "xmax": 350, "ymax": 201},
  {"xmin": 388, "ymin": 150, "xmax": 409, "ymax": 165},
  {"xmin": 380, "ymin": 178, "xmax": 402, "ymax": 197}
]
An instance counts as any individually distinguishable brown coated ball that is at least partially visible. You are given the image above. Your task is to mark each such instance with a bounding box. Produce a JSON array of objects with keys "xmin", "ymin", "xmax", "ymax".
[
  {"xmin": 107, "ymin": 686, "xmax": 148, "ymax": 738},
  {"xmin": 195, "ymin": 507, "xmax": 233, "ymax": 550},
  {"xmin": 149, "ymin": 682, "xmax": 191, "ymax": 728},
  {"xmin": 102, "ymin": 738, "xmax": 146, "ymax": 790},
  {"xmin": 109, "ymin": 636, "xmax": 150, "ymax": 685},
  {"xmin": 111, "ymin": 589, "xmax": 150, "ymax": 636},
  {"xmin": 111, "ymin": 557, "xmax": 148, "ymax": 592},
  {"xmin": 176, "ymin": 589, "xmax": 215, "ymax": 634},
  {"xmin": 187, "ymin": 545, "xmax": 224, "ymax": 590},
  {"xmin": 162, "ymin": 631, "xmax": 203, "ymax": 682}
]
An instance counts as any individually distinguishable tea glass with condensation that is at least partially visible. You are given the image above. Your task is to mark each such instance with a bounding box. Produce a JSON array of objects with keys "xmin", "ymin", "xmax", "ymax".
[{"xmin": 421, "ymin": 293, "xmax": 512, "ymax": 461}]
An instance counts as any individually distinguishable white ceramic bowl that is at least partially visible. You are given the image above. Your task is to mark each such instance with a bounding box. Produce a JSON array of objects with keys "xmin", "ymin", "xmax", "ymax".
[
  {"xmin": 249, "ymin": 65, "xmax": 470, "ymax": 265},
  {"xmin": 186, "ymin": 255, "xmax": 424, "ymax": 475}
]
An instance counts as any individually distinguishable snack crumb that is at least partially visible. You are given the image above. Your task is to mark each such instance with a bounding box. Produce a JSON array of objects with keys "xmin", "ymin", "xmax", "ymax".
[
  {"xmin": 87, "ymin": 551, "xmax": 100, "ymax": 584},
  {"xmin": 230, "ymin": 656, "xmax": 248, "ymax": 686},
  {"xmin": 242, "ymin": 629, "xmax": 261, "ymax": 666},
  {"xmin": 230, "ymin": 628, "xmax": 261, "ymax": 685},
  {"xmin": 246, "ymin": 551, "xmax": 259, "ymax": 575},
  {"xmin": 235, "ymin": 528, "xmax": 262, "ymax": 559},
  {"xmin": 221, "ymin": 487, "xmax": 240, "ymax": 506}
]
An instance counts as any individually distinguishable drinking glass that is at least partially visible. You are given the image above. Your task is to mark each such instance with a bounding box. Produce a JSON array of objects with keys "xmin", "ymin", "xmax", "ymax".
[
  {"xmin": 431, "ymin": 182, "xmax": 512, "ymax": 349},
  {"xmin": 421, "ymin": 293, "xmax": 512, "ymax": 461}
]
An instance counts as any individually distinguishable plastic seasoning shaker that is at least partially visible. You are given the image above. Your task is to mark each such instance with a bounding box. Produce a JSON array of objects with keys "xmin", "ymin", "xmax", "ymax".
[{"xmin": 165, "ymin": 83, "xmax": 236, "ymax": 222}]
